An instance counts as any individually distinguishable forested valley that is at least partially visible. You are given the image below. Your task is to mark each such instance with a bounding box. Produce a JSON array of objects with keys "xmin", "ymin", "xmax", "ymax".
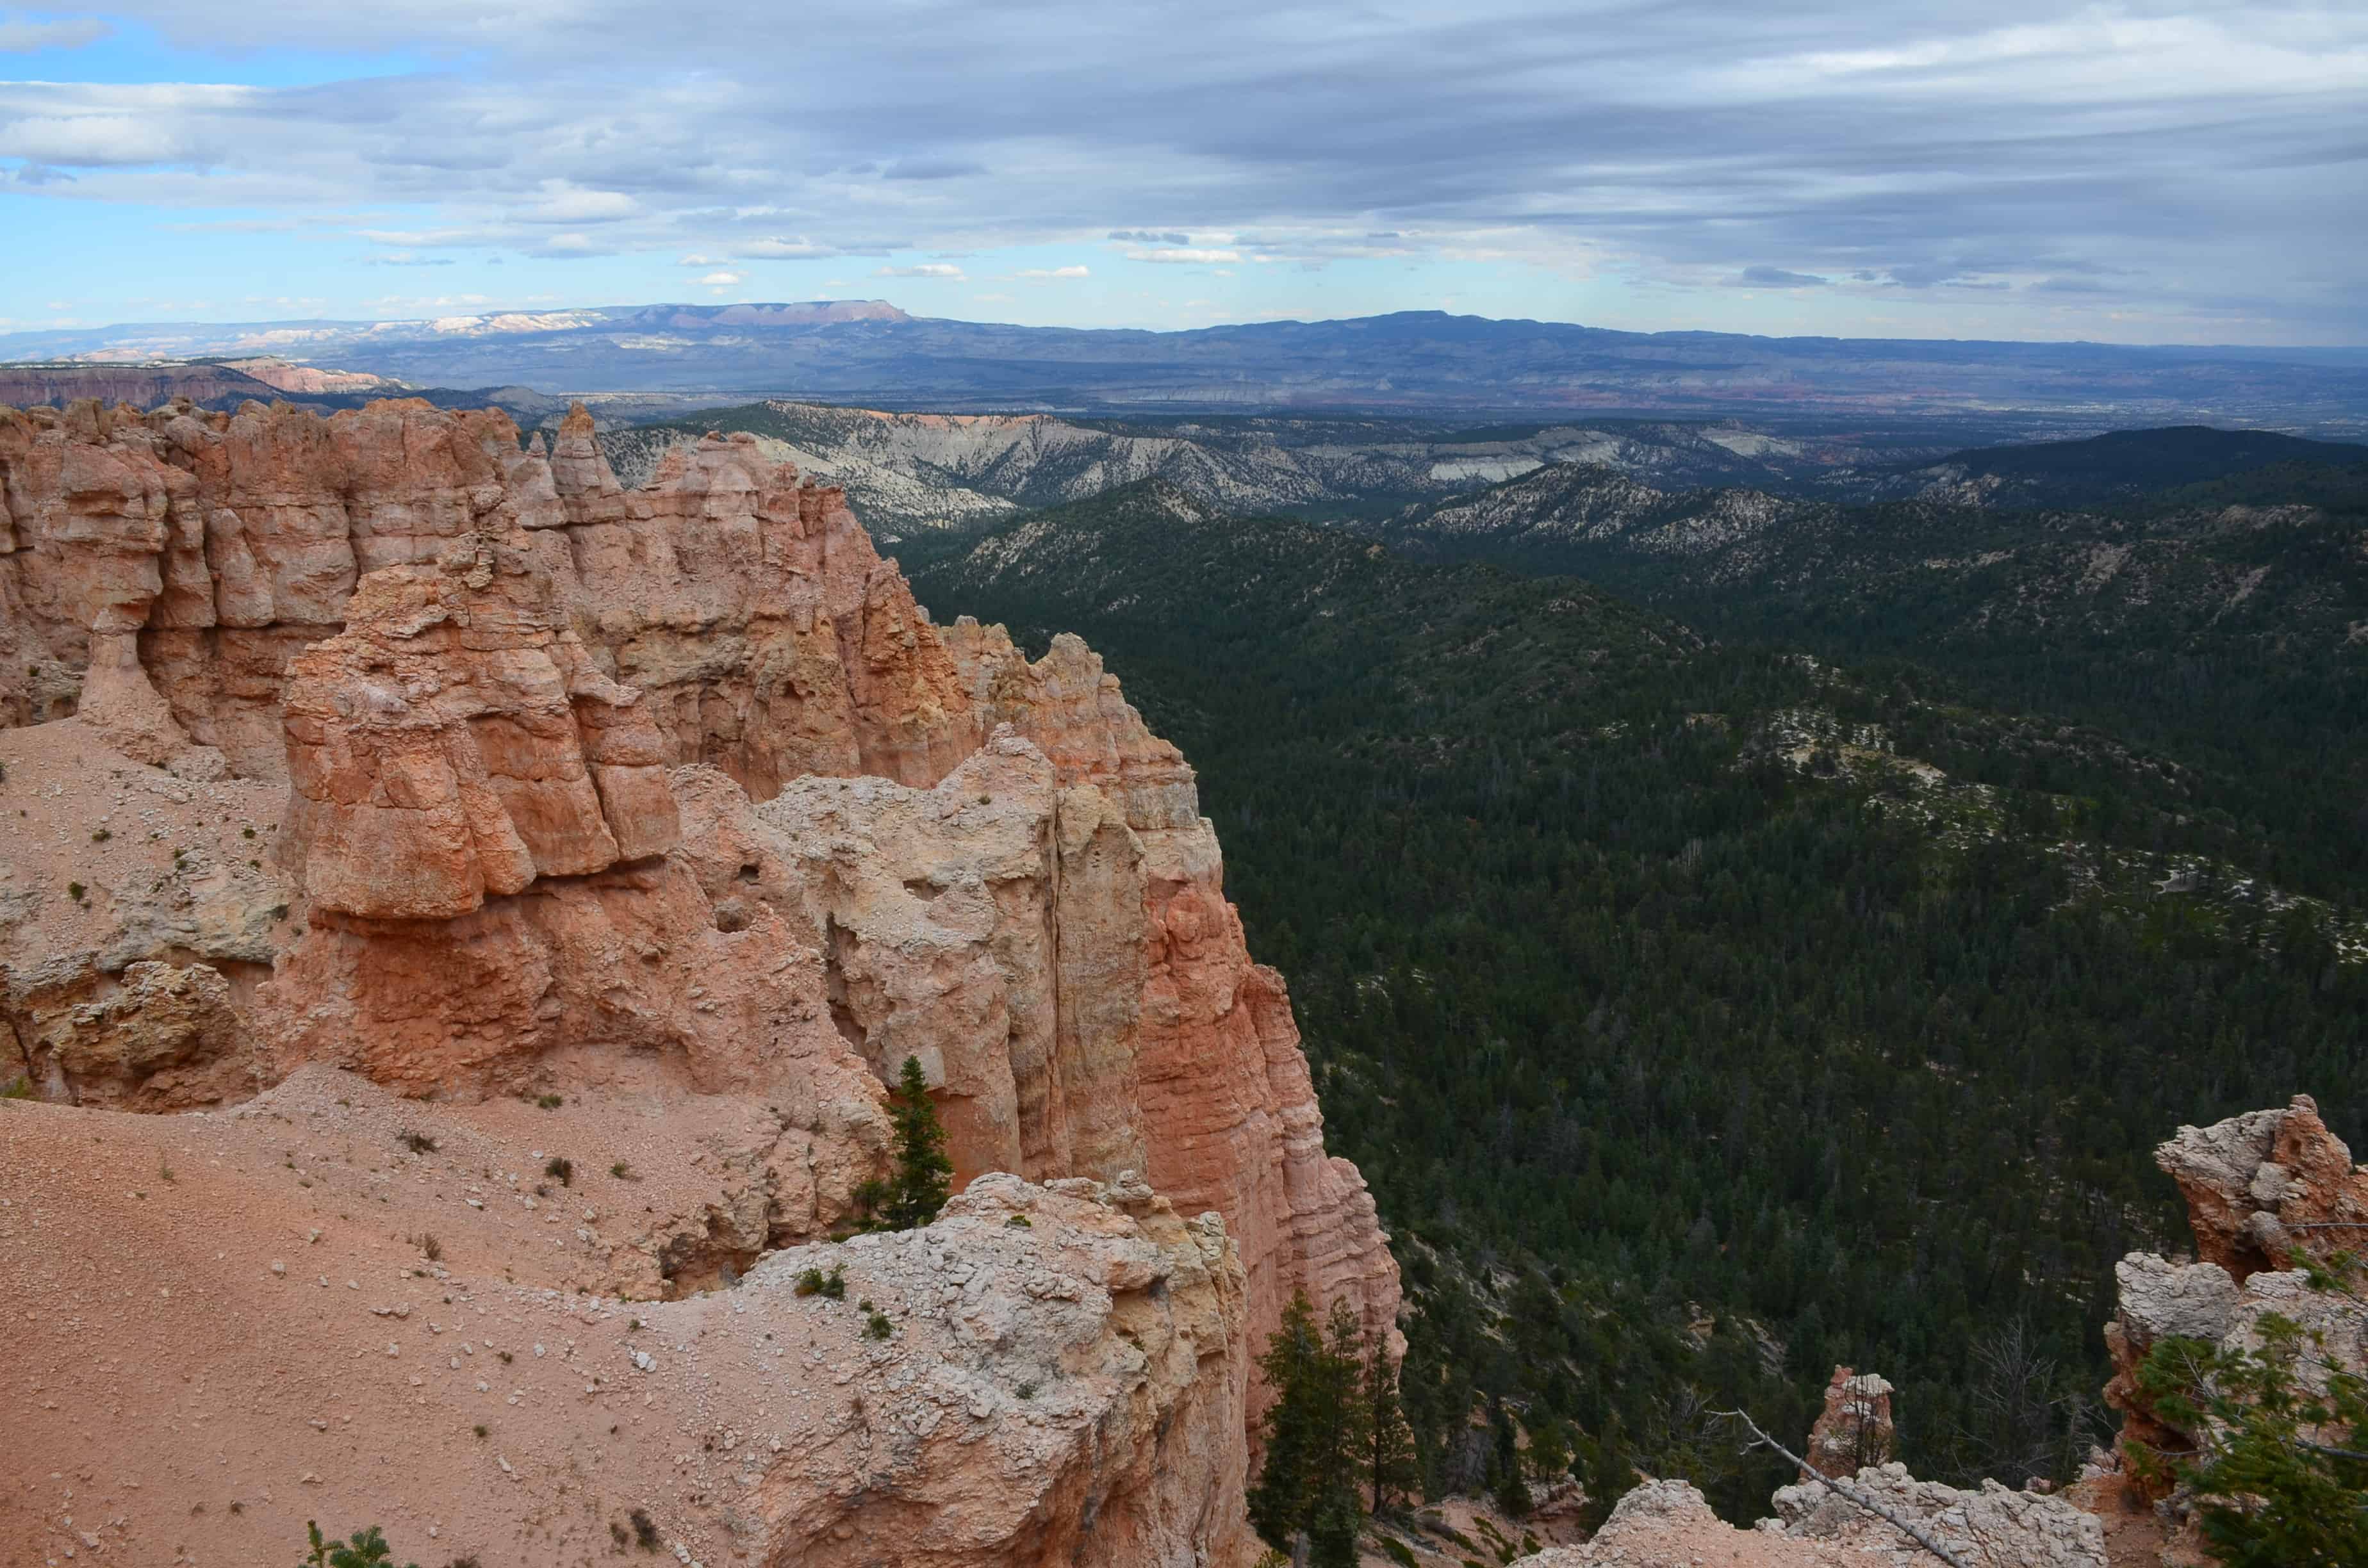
[{"xmin": 895, "ymin": 470, "xmax": 2368, "ymax": 1523}]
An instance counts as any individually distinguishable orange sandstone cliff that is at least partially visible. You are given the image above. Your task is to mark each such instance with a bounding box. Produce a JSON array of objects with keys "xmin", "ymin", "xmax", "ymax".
[{"xmin": 0, "ymin": 395, "xmax": 1399, "ymax": 1566}]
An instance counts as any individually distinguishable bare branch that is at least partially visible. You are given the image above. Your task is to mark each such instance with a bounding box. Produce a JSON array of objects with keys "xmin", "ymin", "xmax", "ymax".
[{"xmin": 1711, "ymin": 1408, "xmax": 1975, "ymax": 1568}]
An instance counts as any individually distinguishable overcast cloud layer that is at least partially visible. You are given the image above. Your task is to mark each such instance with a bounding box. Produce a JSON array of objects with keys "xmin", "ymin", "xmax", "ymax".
[{"xmin": 1, "ymin": 1, "xmax": 2365, "ymax": 342}]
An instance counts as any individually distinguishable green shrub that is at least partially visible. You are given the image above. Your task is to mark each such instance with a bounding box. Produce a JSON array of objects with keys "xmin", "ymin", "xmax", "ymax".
[
  {"xmin": 304, "ymin": 1522, "xmax": 417, "ymax": 1568},
  {"xmin": 2134, "ymin": 1251, "xmax": 2368, "ymax": 1568}
]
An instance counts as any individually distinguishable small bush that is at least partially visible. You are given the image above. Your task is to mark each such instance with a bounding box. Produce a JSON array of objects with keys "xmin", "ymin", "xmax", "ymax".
[
  {"xmin": 1005, "ymin": 1213, "xmax": 1032, "ymax": 1228},
  {"xmin": 400, "ymin": 1131, "xmax": 437, "ymax": 1155},
  {"xmin": 610, "ymin": 1160, "xmax": 636, "ymax": 1180},
  {"xmin": 90, "ymin": 828, "xmax": 110, "ymax": 842},
  {"xmin": 303, "ymin": 1522, "xmax": 417, "ymax": 1568},
  {"xmin": 794, "ymin": 1264, "xmax": 847, "ymax": 1300},
  {"xmin": 536, "ymin": 1093, "xmax": 563, "ymax": 1110},
  {"xmin": 497, "ymin": 1350, "xmax": 513, "ymax": 1364},
  {"xmin": 472, "ymin": 1423, "xmax": 487, "ymax": 1438},
  {"xmin": 545, "ymin": 1156, "xmax": 573, "ymax": 1186},
  {"xmin": 864, "ymin": 1309, "xmax": 893, "ymax": 1340},
  {"xmin": 1381, "ymin": 1537, "xmax": 1420, "ymax": 1568},
  {"xmin": 243, "ymin": 826, "xmax": 256, "ymax": 839},
  {"xmin": 630, "ymin": 1508, "xmax": 662, "ymax": 1551},
  {"xmin": 67, "ymin": 882, "xmax": 84, "ymax": 902}
]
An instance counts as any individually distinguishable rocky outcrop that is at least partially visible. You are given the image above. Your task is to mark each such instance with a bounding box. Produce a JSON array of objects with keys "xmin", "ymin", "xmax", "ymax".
[
  {"xmin": 0, "ymin": 396, "xmax": 978, "ymax": 787},
  {"xmin": 1803, "ymin": 1366, "xmax": 1895, "ymax": 1479},
  {"xmin": 1770, "ymin": 1464, "xmax": 2106, "ymax": 1567},
  {"xmin": 2104, "ymin": 1094, "xmax": 2368, "ymax": 1490},
  {"xmin": 0, "ymin": 393, "xmax": 1400, "ymax": 1509},
  {"xmin": 1509, "ymin": 1471, "xmax": 2105, "ymax": 1568},
  {"xmin": 10, "ymin": 958, "xmax": 250, "ymax": 1109},
  {"xmin": 279, "ymin": 539, "xmax": 682, "ymax": 920},
  {"xmin": 2151, "ymin": 1092, "xmax": 2368, "ymax": 1282}
]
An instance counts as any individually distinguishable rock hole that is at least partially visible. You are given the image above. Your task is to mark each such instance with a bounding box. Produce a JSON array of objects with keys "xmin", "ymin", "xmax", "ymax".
[{"xmin": 736, "ymin": 862, "xmax": 761, "ymax": 884}]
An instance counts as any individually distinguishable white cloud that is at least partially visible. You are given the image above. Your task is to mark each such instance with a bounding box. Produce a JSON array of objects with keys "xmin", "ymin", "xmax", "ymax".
[
  {"xmin": 520, "ymin": 180, "xmax": 639, "ymax": 224},
  {"xmin": 0, "ymin": 16, "xmax": 108, "ymax": 51},
  {"xmin": 874, "ymin": 263, "xmax": 965, "ymax": 280},
  {"xmin": 1124, "ymin": 247, "xmax": 1240, "ymax": 265},
  {"xmin": 1, "ymin": 2, "xmax": 2364, "ymax": 339},
  {"xmin": 1017, "ymin": 265, "xmax": 1090, "ymax": 279},
  {"xmin": 0, "ymin": 113, "xmax": 192, "ymax": 165},
  {"xmin": 737, "ymin": 237, "xmax": 833, "ymax": 259},
  {"xmin": 698, "ymin": 270, "xmax": 746, "ymax": 286}
]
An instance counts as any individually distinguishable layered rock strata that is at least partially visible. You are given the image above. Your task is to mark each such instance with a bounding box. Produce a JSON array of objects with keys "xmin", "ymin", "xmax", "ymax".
[{"xmin": 1, "ymin": 393, "xmax": 1399, "ymax": 1464}]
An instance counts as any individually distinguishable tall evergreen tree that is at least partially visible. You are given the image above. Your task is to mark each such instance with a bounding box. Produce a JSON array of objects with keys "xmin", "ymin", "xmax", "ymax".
[
  {"xmin": 1362, "ymin": 1330, "xmax": 1418, "ymax": 1513},
  {"xmin": 1249, "ymin": 1291, "xmax": 1326, "ymax": 1551},
  {"xmin": 884, "ymin": 1055, "xmax": 954, "ymax": 1230},
  {"xmin": 1492, "ymin": 1398, "xmax": 1533, "ymax": 1518},
  {"xmin": 1250, "ymin": 1292, "xmax": 1378, "ymax": 1555}
]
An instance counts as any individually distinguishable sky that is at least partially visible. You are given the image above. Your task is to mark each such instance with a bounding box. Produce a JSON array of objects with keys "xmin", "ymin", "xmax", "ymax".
[{"xmin": 1, "ymin": 2, "xmax": 2365, "ymax": 345}]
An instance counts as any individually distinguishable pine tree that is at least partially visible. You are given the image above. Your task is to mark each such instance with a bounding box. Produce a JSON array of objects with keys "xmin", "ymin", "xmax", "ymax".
[
  {"xmin": 1251, "ymin": 1292, "xmax": 1378, "ymax": 1555},
  {"xmin": 1307, "ymin": 1490, "xmax": 1362, "ymax": 1568},
  {"xmin": 884, "ymin": 1055, "xmax": 953, "ymax": 1230},
  {"xmin": 1361, "ymin": 1330, "xmax": 1418, "ymax": 1513},
  {"xmin": 1492, "ymin": 1398, "xmax": 1533, "ymax": 1518},
  {"xmin": 1249, "ymin": 1290, "xmax": 1326, "ymax": 1551}
]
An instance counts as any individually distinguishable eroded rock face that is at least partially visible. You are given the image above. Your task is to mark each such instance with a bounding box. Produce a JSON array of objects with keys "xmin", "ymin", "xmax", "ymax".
[
  {"xmin": 2103, "ymin": 1095, "xmax": 2368, "ymax": 1490},
  {"xmin": 1803, "ymin": 1366, "xmax": 1895, "ymax": 1479},
  {"xmin": 280, "ymin": 539, "xmax": 680, "ymax": 920},
  {"xmin": 1, "ymin": 396, "xmax": 978, "ymax": 789},
  {"xmin": 2153, "ymin": 1093, "xmax": 2368, "ymax": 1282},
  {"xmin": 3, "ymin": 393, "xmax": 1401, "ymax": 1539},
  {"xmin": 1770, "ymin": 1464, "xmax": 2107, "ymax": 1567},
  {"xmin": 1510, "ymin": 1472, "xmax": 2105, "ymax": 1568}
]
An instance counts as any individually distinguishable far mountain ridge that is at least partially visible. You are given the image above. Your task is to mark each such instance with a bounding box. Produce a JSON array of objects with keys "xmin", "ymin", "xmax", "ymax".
[{"xmin": 7, "ymin": 302, "xmax": 2365, "ymax": 427}]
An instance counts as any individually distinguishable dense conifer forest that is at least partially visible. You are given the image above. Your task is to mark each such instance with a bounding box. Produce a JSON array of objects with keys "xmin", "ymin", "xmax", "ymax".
[{"xmin": 897, "ymin": 475, "xmax": 2368, "ymax": 1522}]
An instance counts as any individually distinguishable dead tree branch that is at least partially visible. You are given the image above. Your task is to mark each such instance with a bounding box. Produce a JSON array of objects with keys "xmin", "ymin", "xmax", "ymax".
[{"xmin": 1711, "ymin": 1407, "xmax": 1975, "ymax": 1568}]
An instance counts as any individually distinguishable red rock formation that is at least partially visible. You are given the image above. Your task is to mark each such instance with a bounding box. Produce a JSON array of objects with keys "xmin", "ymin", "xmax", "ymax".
[
  {"xmin": 1802, "ymin": 1366, "xmax": 1895, "ymax": 1479},
  {"xmin": 0, "ymin": 395, "xmax": 1401, "ymax": 1473},
  {"xmin": 2103, "ymin": 1095, "xmax": 2368, "ymax": 1492}
]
